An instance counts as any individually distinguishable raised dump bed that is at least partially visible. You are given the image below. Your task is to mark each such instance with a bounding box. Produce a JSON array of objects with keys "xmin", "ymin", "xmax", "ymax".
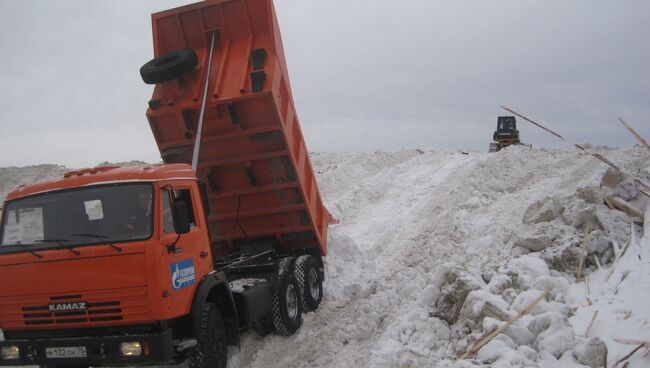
[{"xmin": 143, "ymin": 0, "xmax": 328, "ymax": 256}]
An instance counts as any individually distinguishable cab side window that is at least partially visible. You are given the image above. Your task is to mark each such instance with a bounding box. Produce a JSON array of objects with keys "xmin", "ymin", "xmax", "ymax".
[
  {"xmin": 162, "ymin": 190, "xmax": 175, "ymax": 233},
  {"xmin": 174, "ymin": 189, "xmax": 197, "ymax": 228},
  {"xmin": 161, "ymin": 188, "xmax": 197, "ymax": 234}
]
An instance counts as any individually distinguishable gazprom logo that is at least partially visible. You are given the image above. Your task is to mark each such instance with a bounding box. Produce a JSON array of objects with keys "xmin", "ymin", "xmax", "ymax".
[{"xmin": 171, "ymin": 259, "xmax": 196, "ymax": 291}]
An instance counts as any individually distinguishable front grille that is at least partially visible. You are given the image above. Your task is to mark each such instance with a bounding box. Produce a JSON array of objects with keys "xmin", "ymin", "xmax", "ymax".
[{"xmin": 21, "ymin": 296, "xmax": 123, "ymax": 325}]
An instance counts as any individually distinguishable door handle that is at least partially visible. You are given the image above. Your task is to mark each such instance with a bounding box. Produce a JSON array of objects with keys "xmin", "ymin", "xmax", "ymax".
[{"xmin": 166, "ymin": 243, "xmax": 184, "ymax": 254}]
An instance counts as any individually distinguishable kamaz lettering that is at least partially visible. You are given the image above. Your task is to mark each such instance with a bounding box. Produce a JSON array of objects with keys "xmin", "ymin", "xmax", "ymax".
[{"xmin": 47, "ymin": 302, "xmax": 87, "ymax": 312}]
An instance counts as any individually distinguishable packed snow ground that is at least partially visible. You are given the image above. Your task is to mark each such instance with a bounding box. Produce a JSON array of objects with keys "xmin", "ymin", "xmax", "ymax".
[{"xmin": 1, "ymin": 146, "xmax": 649, "ymax": 368}]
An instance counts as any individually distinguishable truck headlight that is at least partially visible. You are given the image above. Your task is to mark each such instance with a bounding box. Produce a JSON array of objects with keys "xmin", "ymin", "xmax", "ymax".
[
  {"xmin": 120, "ymin": 342, "xmax": 142, "ymax": 356},
  {"xmin": 1, "ymin": 345, "xmax": 20, "ymax": 360}
]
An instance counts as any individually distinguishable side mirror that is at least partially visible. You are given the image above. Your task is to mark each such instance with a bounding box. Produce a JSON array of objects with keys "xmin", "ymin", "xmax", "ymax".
[{"xmin": 172, "ymin": 200, "xmax": 191, "ymax": 235}]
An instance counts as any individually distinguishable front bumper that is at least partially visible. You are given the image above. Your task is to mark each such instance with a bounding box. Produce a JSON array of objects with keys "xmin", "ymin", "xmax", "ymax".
[{"xmin": 0, "ymin": 329, "xmax": 174, "ymax": 366}]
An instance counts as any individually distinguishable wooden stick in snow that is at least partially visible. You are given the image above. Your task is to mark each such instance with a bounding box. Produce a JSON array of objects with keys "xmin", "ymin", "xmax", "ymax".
[
  {"xmin": 638, "ymin": 178, "xmax": 650, "ymax": 192},
  {"xmin": 614, "ymin": 342, "xmax": 647, "ymax": 367},
  {"xmin": 606, "ymin": 241, "xmax": 628, "ymax": 282},
  {"xmin": 463, "ymin": 325, "xmax": 497, "ymax": 356},
  {"xmin": 640, "ymin": 188, "xmax": 650, "ymax": 199},
  {"xmin": 612, "ymin": 240, "xmax": 622, "ymax": 260},
  {"xmin": 614, "ymin": 338, "xmax": 650, "ymax": 345},
  {"xmin": 618, "ymin": 118, "xmax": 650, "ymax": 152},
  {"xmin": 605, "ymin": 196, "xmax": 645, "ymax": 224},
  {"xmin": 500, "ymin": 106, "xmax": 621, "ymax": 172},
  {"xmin": 606, "ymin": 220, "xmax": 637, "ymax": 282},
  {"xmin": 584, "ymin": 310, "xmax": 598, "ymax": 337},
  {"xmin": 593, "ymin": 255, "xmax": 602, "ymax": 270},
  {"xmin": 500, "ymin": 106, "xmax": 566, "ymax": 141},
  {"xmin": 458, "ymin": 290, "xmax": 549, "ymax": 360},
  {"xmin": 620, "ymin": 220, "xmax": 636, "ymax": 260}
]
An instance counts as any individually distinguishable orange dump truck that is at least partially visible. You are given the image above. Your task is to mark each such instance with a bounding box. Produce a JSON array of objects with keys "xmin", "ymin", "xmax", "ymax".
[{"xmin": 0, "ymin": 1, "xmax": 328, "ymax": 367}]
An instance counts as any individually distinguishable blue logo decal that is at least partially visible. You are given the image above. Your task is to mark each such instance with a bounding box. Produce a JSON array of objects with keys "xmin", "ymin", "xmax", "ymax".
[{"xmin": 170, "ymin": 259, "xmax": 196, "ymax": 291}]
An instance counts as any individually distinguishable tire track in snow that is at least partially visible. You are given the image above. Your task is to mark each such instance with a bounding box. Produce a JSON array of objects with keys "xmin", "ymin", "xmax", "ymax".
[{"xmin": 229, "ymin": 152, "xmax": 479, "ymax": 367}]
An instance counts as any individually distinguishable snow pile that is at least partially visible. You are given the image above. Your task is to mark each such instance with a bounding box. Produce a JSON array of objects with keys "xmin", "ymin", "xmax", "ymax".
[
  {"xmin": 1, "ymin": 146, "xmax": 649, "ymax": 368},
  {"xmin": 567, "ymin": 211, "xmax": 650, "ymax": 368},
  {"xmin": 436, "ymin": 148, "xmax": 649, "ymax": 368},
  {"xmin": 224, "ymin": 145, "xmax": 649, "ymax": 368},
  {"xmin": 0, "ymin": 160, "xmax": 150, "ymax": 205},
  {"xmin": 0, "ymin": 165, "xmax": 69, "ymax": 204}
]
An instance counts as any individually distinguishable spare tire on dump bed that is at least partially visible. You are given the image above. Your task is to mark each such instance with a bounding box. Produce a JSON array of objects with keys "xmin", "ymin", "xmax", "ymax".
[{"xmin": 140, "ymin": 48, "xmax": 198, "ymax": 84}]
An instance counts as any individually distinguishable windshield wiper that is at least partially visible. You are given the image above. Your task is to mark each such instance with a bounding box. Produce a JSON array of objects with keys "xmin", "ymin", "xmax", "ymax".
[
  {"xmin": 34, "ymin": 238, "xmax": 80, "ymax": 256},
  {"xmin": 7, "ymin": 243, "xmax": 44, "ymax": 259},
  {"xmin": 69, "ymin": 233, "xmax": 122, "ymax": 252}
]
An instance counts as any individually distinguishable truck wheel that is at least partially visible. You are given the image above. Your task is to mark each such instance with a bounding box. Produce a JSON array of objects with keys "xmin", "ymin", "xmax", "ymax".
[
  {"xmin": 294, "ymin": 255, "xmax": 323, "ymax": 312},
  {"xmin": 278, "ymin": 256, "xmax": 295, "ymax": 277},
  {"xmin": 190, "ymin": 303, "xmax": 227, "ymax": 368},
  {"xmin": 140, "ymin": 48, "xmax": 198, "ymax": 84},
  {"xmin": 271, "ymin": 272, "xmax": 302, "ymax": 336}
]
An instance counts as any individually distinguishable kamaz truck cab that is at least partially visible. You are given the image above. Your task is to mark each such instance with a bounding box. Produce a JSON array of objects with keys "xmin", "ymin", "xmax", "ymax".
[{"xmin": 0, "ymin": 166, "xmax": 217, "ymax": 365}]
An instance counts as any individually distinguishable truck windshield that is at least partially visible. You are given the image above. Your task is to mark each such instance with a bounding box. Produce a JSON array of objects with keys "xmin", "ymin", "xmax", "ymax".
[{"xmin": 0, "ymin": 183, "xmax": 153, "ymax": 251}]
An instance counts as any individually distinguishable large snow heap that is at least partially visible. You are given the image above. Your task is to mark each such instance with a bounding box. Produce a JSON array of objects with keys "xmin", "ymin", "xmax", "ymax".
[{"xmin": 0, "ymin": 146, "xmax": 648, "ymax": 368}]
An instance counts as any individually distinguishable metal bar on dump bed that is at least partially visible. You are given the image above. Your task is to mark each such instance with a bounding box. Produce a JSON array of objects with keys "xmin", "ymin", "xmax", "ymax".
[
  {"xmin": 216, "ymin": 249, "xmax": 275, "ymax": 270},
  {"xmin": 191, "ymin": 32, "xmax": 217, "ymax": 173}
]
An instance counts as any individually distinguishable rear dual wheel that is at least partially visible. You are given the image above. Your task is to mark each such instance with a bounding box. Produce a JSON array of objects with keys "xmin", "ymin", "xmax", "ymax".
[
  {"xmin": 271, "ymin": 271, "xmax": 302, "ymax": 336},
  {"xmin": 294, "ymin": 255, "xmax": 323, "ymax": 312},
  {"xmin": 265, "ymin": 255, "xmax": 323, "ymax": 336}
]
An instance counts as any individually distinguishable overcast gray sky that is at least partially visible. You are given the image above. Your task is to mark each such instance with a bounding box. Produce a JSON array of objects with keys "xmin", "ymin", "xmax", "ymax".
[{"xmin": 1, "ymin": 0, "xmax": 648, "ymax": 167}]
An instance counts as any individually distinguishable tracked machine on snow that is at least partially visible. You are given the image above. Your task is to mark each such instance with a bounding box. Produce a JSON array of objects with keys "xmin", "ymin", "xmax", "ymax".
[
  {"xmin": 489, "ymin": 116, "xmax": 521, "ymax": 152},
  {"xmin": 0, "ymin": 1, "xmax": 329, "ymax": 367}
]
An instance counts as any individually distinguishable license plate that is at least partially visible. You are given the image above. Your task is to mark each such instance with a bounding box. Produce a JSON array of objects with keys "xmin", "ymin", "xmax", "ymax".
[{"xmin": 45, "ymin": 346, "xmax": 87, "ymax": 359}]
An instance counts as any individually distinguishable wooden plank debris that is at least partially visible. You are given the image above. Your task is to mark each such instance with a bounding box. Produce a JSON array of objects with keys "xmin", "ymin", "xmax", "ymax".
[
  {"xmin": 606, "ymin": 240, "xmax": 630, "ymax": 282},
  {"xmin": 500, "ymin": 106, "xmax": 621, "ymax": 172},
  {"xmin": 605, "ymin": 196, "xmax": 644, "ymax": 224},
  {"xmin": 636, "ymin": 179, "xmax": 650, "ymax": 199},
  {"xmin": 584, "ymin": 310, "xmax": 598, "ymax": 337},
  {"xmin": 593, "ymin": 255, "xmax": 602, "ymax": 270},
  {"xmin": 458, "ymin": 290, "xmax": 549, "ymax": 360},
  {"xmin": 613, "ymin": 339, "xmax": 650, "ymax": 367},
  {"xmin": 606, "ymin": 221, "xmax": 635, "ymax": 282},
  {"xmin": 618, "ymin": 118, "xmax": 650, "ymax": 152}
]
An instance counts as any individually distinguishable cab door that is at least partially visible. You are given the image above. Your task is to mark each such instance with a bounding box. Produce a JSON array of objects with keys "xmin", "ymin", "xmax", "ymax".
[{"xmin": 159, "ymin": 185, "xmax": 213, "ymax": 315}]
